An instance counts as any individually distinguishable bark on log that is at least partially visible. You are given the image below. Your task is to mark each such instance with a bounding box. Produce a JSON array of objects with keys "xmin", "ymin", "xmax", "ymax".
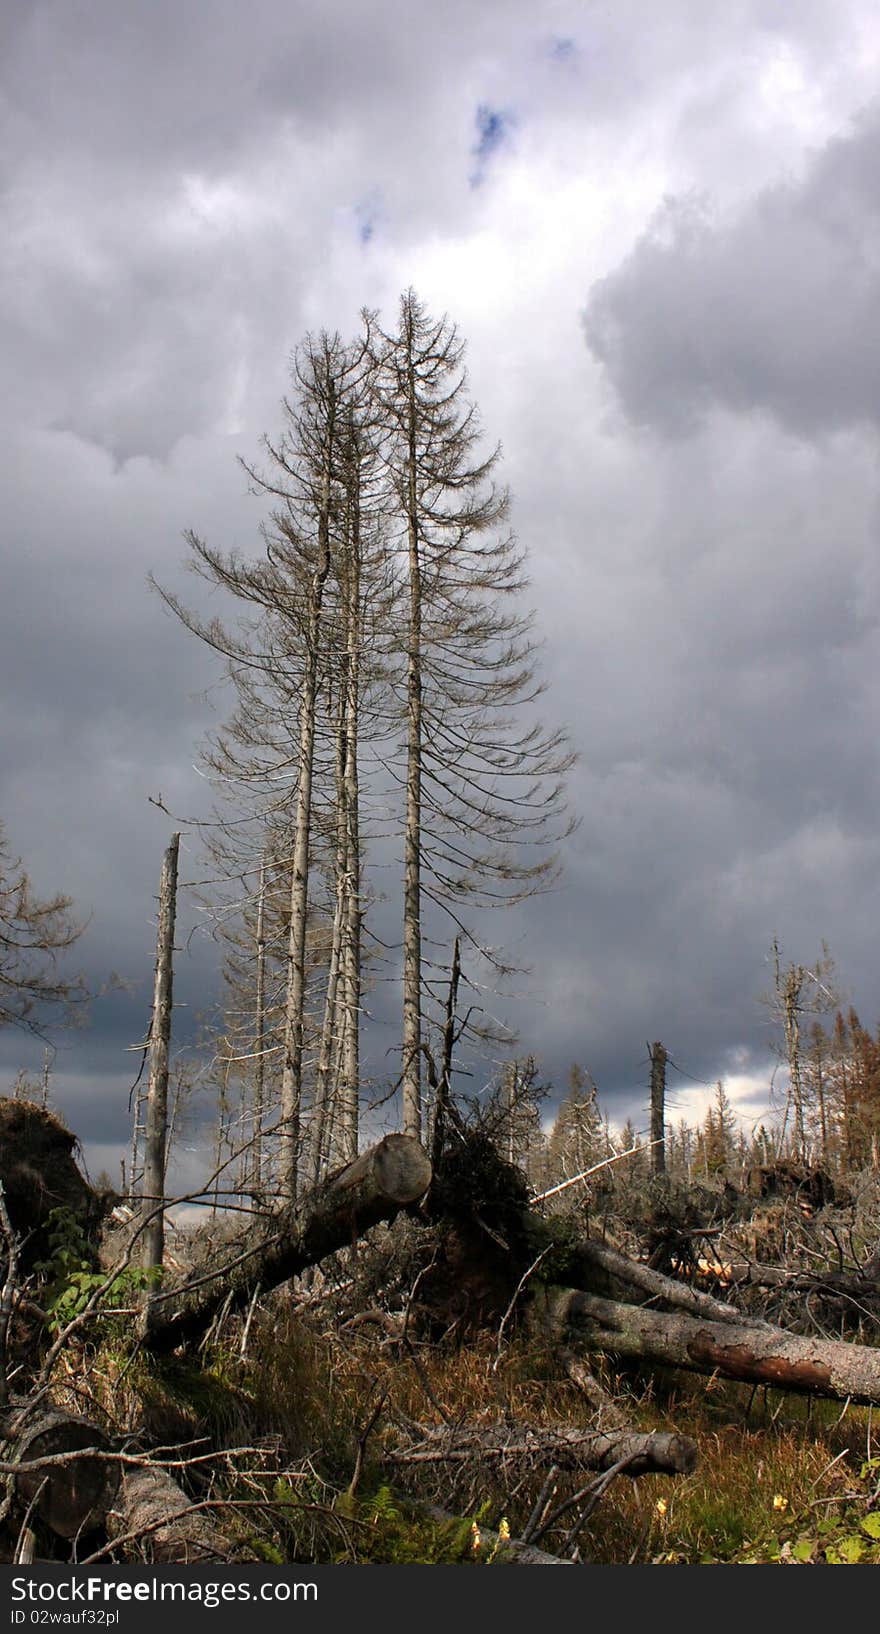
[
  {"xmin": 543, "ymin": 1286, "xmax": 880, "ymax": 1405},
  {"xmin": 142, "ymin": 1134, "xmax": 432, "ymax": 1351},
  {"xmin": 390, "ymin": 1420, "xmax": 697, "ymax": 1477},
  {"xmin": 1, "ymin": 1411, "xmax": 121, "ymax": 1541},
  {"xmin": 574, "ymin": 1237, "xmax": 762, "ymax": 1327},
  {"xmin": 107, "ymin": 1466, "xmax": 237, "ymax": 1563}
]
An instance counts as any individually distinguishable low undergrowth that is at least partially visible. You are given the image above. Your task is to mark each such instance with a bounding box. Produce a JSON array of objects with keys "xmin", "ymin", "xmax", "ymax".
[
  {"xmin": 30, "ymin": 1156, "xmax": 880, "ymax": 1568},
  {"xmin": 62, "ymin": 1301, "xmax": 879, "ymax": 1566}
]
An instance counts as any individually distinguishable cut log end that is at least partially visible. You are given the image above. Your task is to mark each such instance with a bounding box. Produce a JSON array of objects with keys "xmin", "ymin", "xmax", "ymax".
[
  {"xmin": 5, "ymin": 1413, "xmax": 121, "ymax": 1541},
  {"xmin": 368, "ymin": 1134, "xmax": 433, "ymax": 1204}
]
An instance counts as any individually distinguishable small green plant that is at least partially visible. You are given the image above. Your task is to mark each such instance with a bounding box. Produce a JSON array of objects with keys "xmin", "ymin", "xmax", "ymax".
[
  {"xmin": 335, "ymin": 1485, "xmax": 492, "ymax": 1564},
  {"xmin": 33, "ymin": 1206, "xmax": 161, "ymax": 1333},
  {"xmin": 732, "ymin": 1452, "xmax": 880, "ymax": 1564},
  {"xmin": 46, "ymin": 1263, "xmax": 162, "ymax": 1333},
  {"xmin": 33, "ymin": 1206, "xmax": 93, "ymax": 1284}
]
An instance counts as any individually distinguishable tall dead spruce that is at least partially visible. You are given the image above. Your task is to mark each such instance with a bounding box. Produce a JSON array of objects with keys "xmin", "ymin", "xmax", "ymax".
[
  {"xmin": 156, "ymin": 331, "xmax": 377, "ymax": 1199},
  {"xmin": 372, "ymin": 290, "xmax": 574, "ymax": 1138},
  {"xmin": 141, "ymin": 832, "xmax": 179, "ymax": 1268}
]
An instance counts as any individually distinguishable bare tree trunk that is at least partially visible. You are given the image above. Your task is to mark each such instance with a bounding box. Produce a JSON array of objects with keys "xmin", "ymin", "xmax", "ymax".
[
  {"xmin": 306, "ymin": 775, "xmax": 346, "ymax": 1185},
  {"xmin": 337, "ymin": 467, "xmax": 363, "ymax": 1164},
  {"xmin": 308, "ymin": 440, "xmax": 364, "ymax": 1179},
  {"xmin": 252, "ymin": 854, "xmax": 267, "ymax": 1191},
  {"xmin": 649, "ymin": 1041, "xmax": 666, "ymax": 1177},
  {"xmin": 142, "ymin": 832, "xmax": 179, "ymax": 1271},
  {"xmin": 401, "ymin": 341, "xmax": 423, "ymax": 1141},
  {"xmin": 505, "ymin": 1059, "xmax": 517, "ymax": 1166},
  {"xmin": 279, "ymin": 384, "xmax": 336, "ymax": 1204},
  {"xmin": 431, "ymin": 938, "xmax": 461, "ymax": 1170}
]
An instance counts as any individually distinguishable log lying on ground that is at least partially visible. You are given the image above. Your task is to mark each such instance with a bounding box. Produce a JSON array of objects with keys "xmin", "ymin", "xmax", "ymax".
[
  {"xmin": 541, "ymin": 1286, "xmax": 880, "ymax": 1405},
  {"xmin": 142, "ymin": 1135, "xmax": 432, "ymax": 1352},
  {"xmin": 708, "ymin": 1259, "xmax": 880, "ymax": 1302},
  {"xmin": 106, "ymin": 1466, "xmax": 240, "ymax": 1563},
  {"xmin": 572, "ymin": 1236, "xmax": 763, "ymax": 1328},
  {"xmin": 0, "ymin": 1409, "xmax": 121, "ymax": 1541},
  {"xmin": 389, "ymin": 1419, "xmax": 697, "ymax": 1478}
]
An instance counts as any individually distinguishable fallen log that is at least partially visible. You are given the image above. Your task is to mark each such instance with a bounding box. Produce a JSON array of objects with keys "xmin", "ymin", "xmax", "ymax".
[
  {"xmin": 106, "ymin": 1466, "xmax": 238, "ymax": 1563},
  {"xmin": 709, "ymin": 1259, "xmax": 880, "ymax": 1303},
  {"xmin": 572, "ymin": 1236, "xmax": 762, "ymax": 1328},
  {"xmin": 0, "ymin": 1409, "xmax": 121, "ymax": 1541},
  {"xmin": 142, "ymin": 1135, "xmax": 432, "ymax": 1351},
  {"xmin": 389, "ymin": 1419, "xmax": 697, "ymax": 1478},
  {"xmin": 541, "ymin": 1286, "xmax": 880, "ymax": 1405}
]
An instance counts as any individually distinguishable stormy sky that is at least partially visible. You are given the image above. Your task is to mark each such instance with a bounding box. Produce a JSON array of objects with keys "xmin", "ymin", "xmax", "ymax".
[{"xmin": 4, "ymin": 0, "xmax": 880, "ymax": 1184}]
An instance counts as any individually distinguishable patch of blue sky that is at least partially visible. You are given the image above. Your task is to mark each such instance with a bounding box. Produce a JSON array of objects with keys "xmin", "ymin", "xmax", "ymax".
[
  {"xmin": 470, "ymin": 103, "xmax": 516, "ymax": 187},
  {"xmin": 353, "ymin": 194, "xmax": 382, "ymax": 246}
]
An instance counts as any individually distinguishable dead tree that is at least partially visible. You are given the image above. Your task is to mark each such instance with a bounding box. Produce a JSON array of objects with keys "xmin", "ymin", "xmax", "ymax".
[
  {"xmin": 649, "ymin": 1041, "xmax": 666, "ymax": 1177},
  {"xmin": 539, "ymin": 1286, "xmax": 880, "ymax": 1405},
  {"xmin": 390, "ymin": 1421, "xmax": 697, "ymax": 1479},
  {"xmin": 372, "ymin": 292, "xmax": 572, "ymax": 1140},
  {"xmin": 107, "ymin": 1465, "xmax": 241, "ymax": 1563},
  {"xmin": 141, "ymin": 832, "xmax": 180, "ymax": 1270}
]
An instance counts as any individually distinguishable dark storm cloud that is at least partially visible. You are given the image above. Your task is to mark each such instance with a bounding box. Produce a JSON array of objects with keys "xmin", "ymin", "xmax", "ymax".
[
  {"xmin": 584, "ymin": 107, "xmax": 880, "ymax": 438},
  {"xmin": 502, "ymin": 394, "xmax": 880, "ymax": 1117}
]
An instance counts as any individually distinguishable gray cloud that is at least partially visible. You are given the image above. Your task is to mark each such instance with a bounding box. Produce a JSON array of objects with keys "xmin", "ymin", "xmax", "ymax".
[{"xmin": 584, "ymin": 107, "xmax": 880, "ymax": 437}]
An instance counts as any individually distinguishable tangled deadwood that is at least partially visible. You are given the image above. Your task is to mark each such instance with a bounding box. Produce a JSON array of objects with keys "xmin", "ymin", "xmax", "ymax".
[{"xmin": 6, "ymin": 1099, "xmax": 880, "ymax": 1565}]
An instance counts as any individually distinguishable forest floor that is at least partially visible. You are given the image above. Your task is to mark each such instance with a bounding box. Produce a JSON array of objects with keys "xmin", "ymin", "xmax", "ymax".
[{"xmin": 44, "ymin": 1292, "xmax": 880, "ymax": 1567}]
